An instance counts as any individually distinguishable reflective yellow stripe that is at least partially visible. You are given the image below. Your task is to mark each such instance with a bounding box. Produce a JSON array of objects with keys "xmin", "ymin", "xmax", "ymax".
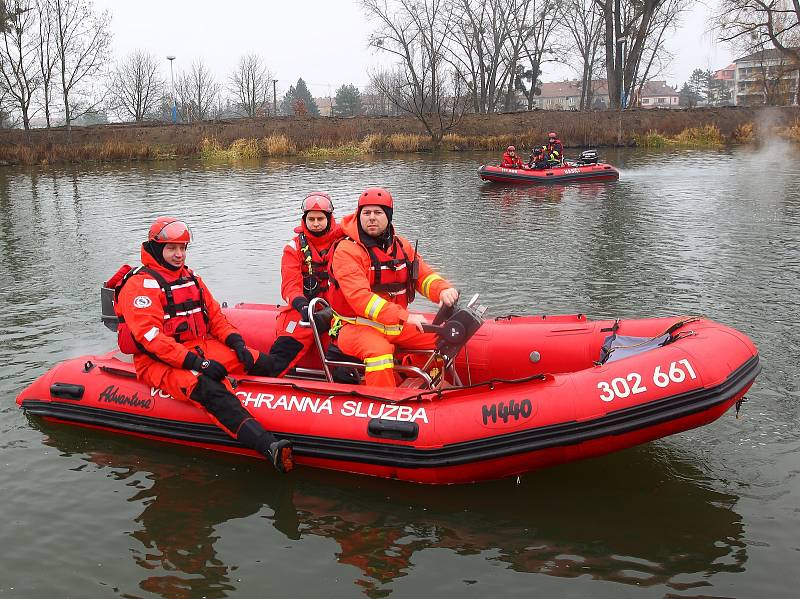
[
  {"xmin": 364, "ymin": 294, "xmax": 387, "ymax": 320},
  {"xmin": 332, "ymin": 312, "xmax": 403, "ymax": 336},
  {"xmin": 421, "ymin": 273, "xmax": 443, "ymax": 298},
  {"xmin": 364, "ymin": 354, "xmax": 394, "ymax": 372}
]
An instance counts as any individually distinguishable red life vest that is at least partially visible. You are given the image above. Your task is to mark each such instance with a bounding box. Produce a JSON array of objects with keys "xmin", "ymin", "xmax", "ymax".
[
  {"xmin": 107, "ymin": 265, "xmax": 209, "ymax": 354},
  {"xmin": 296, "ymin": 231, "xmax": 332, "ymax": 299},
  {"xmin": 328, "ymin": 237, "xmax": 413, "ymax": 318}
]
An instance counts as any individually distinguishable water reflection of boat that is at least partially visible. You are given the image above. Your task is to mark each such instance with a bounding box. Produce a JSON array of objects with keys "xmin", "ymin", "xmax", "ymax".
[
  {"xmin": 478, "ymin": 162, "xmax": 619, "ymax": 184},
  {"xmin": 18, "ymin": 305, "xmax": 760, "ymax": 484},
  {"xmin": 480, "ymin": 181, "xmax": 608, "ymax": 205},
  {"xmin": 38, "ymin": 422, "xmax": 747, "ymax": 598}
]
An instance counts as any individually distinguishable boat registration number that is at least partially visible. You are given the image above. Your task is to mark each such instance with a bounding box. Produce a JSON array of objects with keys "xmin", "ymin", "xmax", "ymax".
[
  {"xmin": 597, "ymin": 359, "xmax": 697, "ymax": 402},
  {"xmin": 482, "ymin": 398, "xmax": 534, "ymax": 425},
  {"xmin": 562, "ymin": 168, "xmax": 581, "ymax": 174}
]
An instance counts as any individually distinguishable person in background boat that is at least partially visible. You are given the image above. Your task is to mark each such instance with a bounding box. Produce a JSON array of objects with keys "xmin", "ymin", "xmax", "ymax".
[
  {"xmin": 501, "ymin": 145, "xmax": 523, "ymax": 169},
  {"xmin": 114, "ymin": 217, "xmax": 293, "ymax": 473},
  {"xmin": 327, "ymin": 187, "xmax": 459, "ymax": 387},
  {"xmin": 545, "ymin": 132, "xmax": 564, "ymax": 166},
  {"xmin": 266, "ymin": 192, "xmax": 343, "ymax": 376},
  {"xmin": 528, "ymin": 145, "xmax": 548, "ymax": 169}
]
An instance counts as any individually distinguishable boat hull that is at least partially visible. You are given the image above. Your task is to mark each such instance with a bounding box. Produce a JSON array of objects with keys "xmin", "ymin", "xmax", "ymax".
[
  {"xmin": 17, "ymin": 311, "xmax": 760, "ymax": 484},
  {"xmin": 478, "ymin": 163, "xmax": 619, "ymax": 184}
]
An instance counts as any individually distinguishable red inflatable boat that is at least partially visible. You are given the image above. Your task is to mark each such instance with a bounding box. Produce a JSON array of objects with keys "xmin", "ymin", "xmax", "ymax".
[
  {"xmin": 17, "ymin": 301, "xmax": 759, "ymax": 484},
  {"xmin": 479, "ymin": 150, "xmax": 619, "ymax": 184}
]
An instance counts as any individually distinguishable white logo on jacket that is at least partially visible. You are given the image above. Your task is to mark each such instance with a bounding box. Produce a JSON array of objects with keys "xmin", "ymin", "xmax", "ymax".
[{"xmin": 133, "ymin": 296, "xmax": 152, "ymax": 308}]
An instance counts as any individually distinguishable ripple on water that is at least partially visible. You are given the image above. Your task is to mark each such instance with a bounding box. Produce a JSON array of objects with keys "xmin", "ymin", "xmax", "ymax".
[{"xmin": 1, "ymin": 149, "xmax": 799, "ymax": 598}]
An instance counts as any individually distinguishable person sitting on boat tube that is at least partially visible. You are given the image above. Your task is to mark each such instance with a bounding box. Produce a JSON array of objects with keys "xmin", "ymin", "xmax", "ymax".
[
  {"xmin": 545, "ymin": 132, "xmax": 564, "ymax": 166},
  {"xmin": 501, "ymin": 145, "xmax": 523, "ymax": 169},
  {"xmin": 111, "ymin": 217, "xmax": 293, "ymax": 473},
  {"xmin": 265, "ymin": 192, "xmax": 343, "ymax": 376},
  {"xmin": 326, "ymin": 187, "xmax": 459, "ymax": 387}
]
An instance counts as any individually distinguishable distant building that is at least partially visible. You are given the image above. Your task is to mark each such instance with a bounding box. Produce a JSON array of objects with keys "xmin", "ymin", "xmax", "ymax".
[
  {"xmin": 532, "ymin": 79, "xmax": 679, "ymax": 109},
  {"xmin": 732, "ymin": 48, "xmax": 799, "ymax": 106},
  {"xmin": 711, "ymin": 64, "xmax": 736, "ymax": 106},
  {"xmin": 637, "ymin": 80, "xmax": 681, "ymax": 108},
  {"xmin": 314, "ymin": 97, "xmax": 334, "ymax": 117}
]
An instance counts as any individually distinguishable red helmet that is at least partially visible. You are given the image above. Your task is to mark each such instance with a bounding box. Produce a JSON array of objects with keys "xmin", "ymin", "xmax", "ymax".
[
  {"xmin": 358, "ymin": 187, "xmax": 393, "ymax": 210},
  {"xmin": 148, "ymin": 217, "xmax": 191, "ymax": 245},
  {"xmin": 507, "ymin": 145, "xmax": 516, "ymax": 152},
  {"xmin": 548, "ymin": 131, "xmax": 557, "ymax": 139},
  {"xmin": 301, "ymin": 192, "xmax": 334, "ymax": 213}
]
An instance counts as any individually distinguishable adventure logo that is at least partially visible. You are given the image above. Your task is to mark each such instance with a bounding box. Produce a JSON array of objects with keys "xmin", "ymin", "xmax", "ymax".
[{"xmin": 98, "ymin": 385, "xmax": 153, "ymax": 411}]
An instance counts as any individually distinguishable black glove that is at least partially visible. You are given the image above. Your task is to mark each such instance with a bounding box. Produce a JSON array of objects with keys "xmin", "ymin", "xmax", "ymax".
[
  {"xmin": 183, "ymin": 351, "xmax": 227, "ymax": 381},
  {"xmin": 225, "ymin": 333, "xmax": 255, "ymax": 371},
  {"xmin": 312, "ymin": 306, "xmax": 334, "ymax": 332},
  {"xmin": 291, "ymin": 297, "xmax": 310, "ymax": 323}
]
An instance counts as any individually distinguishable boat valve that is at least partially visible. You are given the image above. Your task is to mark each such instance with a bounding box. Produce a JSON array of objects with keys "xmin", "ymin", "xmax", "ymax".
[
  {"xmin": 735, "ymin": 396, "xmax": 748, "ymax": 419},
  {"xmin": 83, "ymin": 360, "xmax": 95, "ymax": 373}
]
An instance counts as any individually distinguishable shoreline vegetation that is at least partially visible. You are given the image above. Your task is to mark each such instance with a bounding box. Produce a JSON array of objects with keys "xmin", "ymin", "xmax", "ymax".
[{"xmin": 1, "ymin": 107, "xmax": 798, "ymax": 166}]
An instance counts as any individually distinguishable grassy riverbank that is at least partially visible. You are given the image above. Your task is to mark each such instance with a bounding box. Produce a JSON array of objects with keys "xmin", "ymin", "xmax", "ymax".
[{"xmin": 1, "ymin": 107, "xmax": 798, "ymax": 166}]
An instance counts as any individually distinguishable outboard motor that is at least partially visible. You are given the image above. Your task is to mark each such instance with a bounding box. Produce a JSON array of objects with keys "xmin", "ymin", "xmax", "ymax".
[
  {"xmin": 101, "ymin": 287, "xmax": 119, "ymax": 332},
  {"xmin": 577, "ymin": 149, "xmax": 598, "ymax": 165},
  {"xmin": 423, "ymin": 294, "xmax": 486, "ymax": 365}
]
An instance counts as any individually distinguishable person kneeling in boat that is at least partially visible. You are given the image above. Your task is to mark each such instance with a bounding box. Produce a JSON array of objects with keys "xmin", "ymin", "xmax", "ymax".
[
  {"xmin": 528, "ymin": 145, "xmax": 548, "ymax": 169},
  {"xmin": 266, "ymin": 192, "xmax": 343, "ymax": 376},
  {"xmin": 545, "ymin": 131, "xmax": 564, "ymax": 166},
  {"xmin": 113, "ymin": 217, "xmax": 293, "ymax": 473},
  {"xmin": 327, "ymin": 187, "xmax": 459, "ymax": 387},
  {"xmin": 501, "ymin": 145, "xmax": 523, "ymax": 169}
]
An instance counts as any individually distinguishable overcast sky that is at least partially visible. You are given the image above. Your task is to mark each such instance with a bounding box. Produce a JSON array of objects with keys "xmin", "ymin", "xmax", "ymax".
[{"xmin": 94, "ymin": 0, "xmax": 733, "ymax": 99}]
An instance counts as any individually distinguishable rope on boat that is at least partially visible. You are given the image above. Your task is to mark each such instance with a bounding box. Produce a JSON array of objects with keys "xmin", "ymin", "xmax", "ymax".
[
  {"xmin": 232, "ymin": 373, "xmax": 548, "ymax": 404},
  {"xmin": 93, "ymin": 361, "xmax": 548, "ymax": 404}
]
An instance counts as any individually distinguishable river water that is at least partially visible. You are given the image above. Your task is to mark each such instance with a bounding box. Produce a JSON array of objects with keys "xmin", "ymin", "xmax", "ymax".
[{"xmin": 1, "ymin": 146, "xmax": 798, "ymax": 598}]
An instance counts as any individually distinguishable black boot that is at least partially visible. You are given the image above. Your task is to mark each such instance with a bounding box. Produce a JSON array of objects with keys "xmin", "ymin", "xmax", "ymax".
[
  {"xmin": 237, "ymin": 418, "xmax": 294, "ymax": 474},
  {"xmin": 266, "ymin": 336, "xmax": 305, "ymax": 376},
  {"xmin": 247, "ymin": 352, "xmax": 281, "ymax": 377},
  {"xmin": 191, "ymin": 377, "xmax": 294, "ymax": 473}
]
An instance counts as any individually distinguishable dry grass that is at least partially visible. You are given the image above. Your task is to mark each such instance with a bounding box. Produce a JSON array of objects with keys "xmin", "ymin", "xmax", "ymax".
[
  {"xmin": 0, "ymin": 112, "xmax": 776, "ymax": 166},
  {"xmin": 731, "ymin": 122, "xmax": 754, "ymax": 144},
  {"xmin": 199, "ymin": 135, "xmax": 297, "ymax": 160},
  {"xmin": 261, "ymin": 134, "xmax": 296, "ymax": 156},
  {"xmin": 781, "ymin": 118, "xmax": 800, "ymax": 142},
  {"xmin": 634, "ymin": 130, "xmax": 670, "ymax": 148},
  {"xmin": 362, "ymin": 133, "xmax": 429, "ymax": 153},
  {"xmin": 0, "ymin": 139, "xmax": 165, "ymax": 165},
  {"xmin": 229, "ymin": 138, "xmax": 261, "ymax": 159},
  {"xmin": 672, "ymin": 124, "xmax": 724, "ymax": 147},
  {"xmin": 633, "ymin": 125, "xmax": 725, "ymax": 148},
  {"xmin": 302, "ymin": 144, "xmax": 364, "ymax": 157}
]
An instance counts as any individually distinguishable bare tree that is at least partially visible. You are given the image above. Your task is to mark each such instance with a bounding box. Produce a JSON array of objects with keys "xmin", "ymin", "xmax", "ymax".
[
  {"xmin": 594, "ymin": 0, "xmax": 689, "ymax": 108},
  {"xmin": 1, "ymin": 1, "xmax": 9, "ymax": 31},
  {"xmin": 2, "ymin": 0, "xmax": 33, "ymax": 32},
  {"xmin": 52, "ymin": 0, "xmax": 111, "ymax": 131},
  {"xmin": 0, "ymin": 0, "xmax": 39, "ymax": 130},
  {"xmin": 719, "ymin": 0, "xmax": 800, "ymax": 104},
  {"xmin": 176, "ymin": 59, "xmax": 219, "ymax": 122},
  {"xmin": 228, "ymin": 53, "xmax": 271, "ymax": 117},
  {"xmin": 446, "ymin": 0, "xmax": 516, "ymax": 114},
  {"xmin": 35, "ymin": 0, "xmax": 57, "ymax": 127},
  {"xmin": 629, "ymin": 0, "xmax": 686, "ymax": 105},
  {"xmin": 516, "ymin": 0, "xmax": 560, "ymax": 111},
  {"xmin": 107, "ymin": 50, "xmax": 164, "ymax": 122},
  {"xmin": 364, "ymin": 0, "xmax": 468, "ymax": 144},
  {"xmin": 559, "ymin": 0, "xmax": 605, "ymax": 109},
  {"xmin": 1, "ymin": 78, "xmax": 21, "ymax": 126}
]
